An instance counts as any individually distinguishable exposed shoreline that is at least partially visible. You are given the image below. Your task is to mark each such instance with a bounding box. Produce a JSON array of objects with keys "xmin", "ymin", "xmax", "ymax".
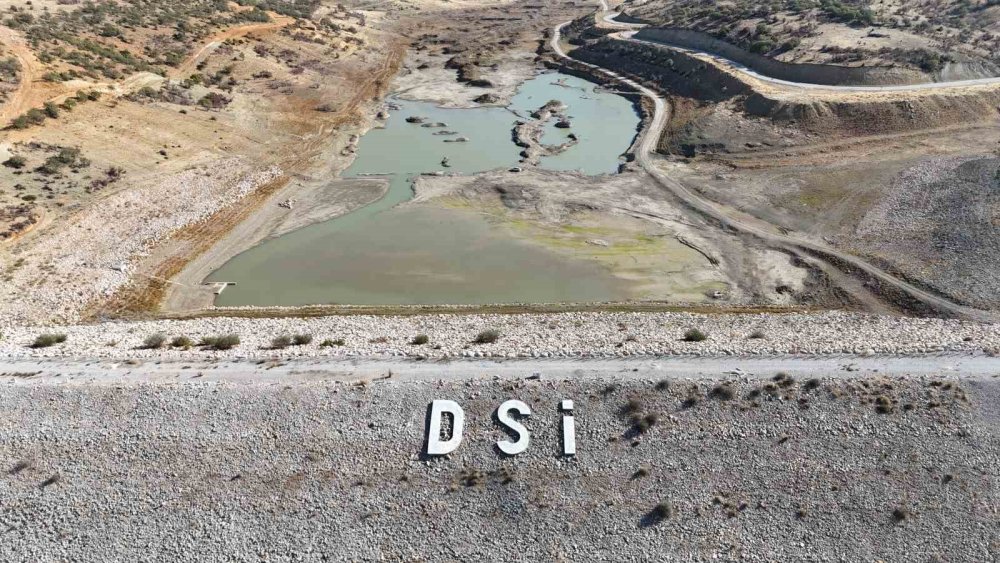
[{"xmin": 160, "ymin": 177, "xmax": 389, "ymax": 313}]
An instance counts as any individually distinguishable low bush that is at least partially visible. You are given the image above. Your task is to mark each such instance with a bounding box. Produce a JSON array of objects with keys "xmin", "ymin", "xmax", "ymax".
[
  {"xmin": 649, "ymin": 502, "xmax": 674, "ymax": 522},
  {"xmin": 271, "ymin": 335, "xmax": 292, "ymax": 349},
  {"xmin": 171, "ymin": 335, "xmax": 194, "ymax": 348},
  {"xmin": 201, "ymin": 334, "xmax": 240, "ymax": 350},
  {"xmin": 2, "ymin": 155, "xmax": 26, "ymax": 168},
  {"xmin": 31, "ymin": 333, "xmax": 67, "ymax": 348},
  {"xmin": 142, "ymin": 333, "xmax": 167, "ymax": 349},
  {"xmin": 292, "ymin": 333, "xmax": 313, "ymax": 346},
  {"xmin": 683, "ymin": 328, "xmax": 708, "ymax": 342},
  {"xmin": 411, "ymin": 334, "xmax": 429, "ymax": 345},
  {"xmin": 709, "ymin": 384, "xmax": 736, "ymax": 401},
  {"xmin": 633, "ymin": 413, "xmax": 658, "ymax": 433},
  {"xmin": 320, "ymin": 338, "xmax": 345, "ymax": 347},
  {"xmin": 474, "ymin": 329, "xmax": 500, "ymax": 344}
]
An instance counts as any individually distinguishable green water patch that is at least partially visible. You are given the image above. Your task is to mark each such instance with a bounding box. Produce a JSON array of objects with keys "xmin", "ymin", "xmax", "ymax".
[{"xmin": 207, "ymin": 71, "xmax": 642, "ymax": 306}]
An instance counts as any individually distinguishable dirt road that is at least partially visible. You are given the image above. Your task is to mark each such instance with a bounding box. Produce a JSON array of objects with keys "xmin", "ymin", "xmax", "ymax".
[
  {"xmin": 553, "ymin": 7, "xmax": 999, "ymax": 322},
  {"xmin": 169, "ymin": 14, "xmax": 294, "ymax": 78},
  {"xmin": 0, "ymin": 26, "xmax": 43, "ymax": 124},
  {"xmin": 0, "ymin": 14, "xmax": 293, "ymax": 127}
]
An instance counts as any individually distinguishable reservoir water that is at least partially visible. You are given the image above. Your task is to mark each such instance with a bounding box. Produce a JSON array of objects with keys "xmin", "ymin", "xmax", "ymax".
[{"xmin": 207, "ymin": 71, "xmax": 642, "ymax": 306}]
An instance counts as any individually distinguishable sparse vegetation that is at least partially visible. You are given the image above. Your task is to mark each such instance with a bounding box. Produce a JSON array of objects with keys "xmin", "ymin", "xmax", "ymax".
[
  {"xmin": 320, "ymin": 338, "xmax": 346, "ymax": 347},
  {"xmin": 411, "ymin": 334, "xmax": 429, "ymax": 345},
  {"xmin": 292, "ymin": 333, "xmax": 313, "ymax": 346}
]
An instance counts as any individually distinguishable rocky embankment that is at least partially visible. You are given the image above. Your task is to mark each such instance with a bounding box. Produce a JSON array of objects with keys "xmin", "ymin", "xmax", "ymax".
[
  {"xmin": 0, "ymin": 161, "xmax": 282, "ymax": 325},
  {"xmin": 0, "ymin": 369, "xmax": 996, "ymax": 560},
  {"xmin": 2, "ymin": 311, "xmax": 999, "ymax": 360},
  {"xmin": 851, "ymin": 156, "xmax": 1000, "ymax": 310}
]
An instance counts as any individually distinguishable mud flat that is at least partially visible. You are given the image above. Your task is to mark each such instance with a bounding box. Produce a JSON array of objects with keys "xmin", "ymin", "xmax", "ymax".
[
  {"xmin": 0, "ymin": 366, "xmax": 996, "ymax": 560},
  {"xmin": 202, "ymin": 72, "xmax": 644, "ymax": 308},
  {"xmin": 161, "ymin": 177, "xmax": 389, "ymax": 313}
]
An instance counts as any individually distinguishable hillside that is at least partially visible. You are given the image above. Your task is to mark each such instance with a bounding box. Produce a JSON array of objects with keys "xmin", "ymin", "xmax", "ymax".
[{"xmin": 620, "ymin": 0, "xmax": 1000, "ymax": 79}]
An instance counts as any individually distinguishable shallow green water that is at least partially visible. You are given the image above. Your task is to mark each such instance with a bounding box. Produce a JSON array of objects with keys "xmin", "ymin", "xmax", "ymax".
[{"xmin": 207, "ymin": 71, "xmax": 641, "ymax": 306}]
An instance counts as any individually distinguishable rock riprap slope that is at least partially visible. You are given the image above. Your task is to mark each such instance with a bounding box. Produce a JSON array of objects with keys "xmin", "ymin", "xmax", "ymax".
[{"xmin": 0, "ymin": 374, "xmax": 996, "ymax": 560}]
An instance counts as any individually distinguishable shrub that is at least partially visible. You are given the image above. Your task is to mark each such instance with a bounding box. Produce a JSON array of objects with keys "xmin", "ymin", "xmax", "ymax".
[
  {"xmin": 271, "ymin": 335, "xmax": 292, "ymax": 349},
  {"xmin": 10, "ymin": 115, "xmax": 31, "ymax": 129},
  {"xmin": 683, "ymin": 328, "xmax": 707, "ymax": 342},
  {"xmin": 25, "ymin": 108, "xmax": 47, "ymax": 125},
  {"xmin": 709, "ymin": 384, "xmax": 735, "ymax": 401},
  {"xmin": 649, "ymin": 502, "xmax": 674, "ymax": 522},
  {"xmin": 2, "ymin": 156, "xmax": 26, "ymax": 169},
  {"xmin": 320, "ymin": 338, "xmax": 345, "ymax": 347},
  {"xmin": 634, "ymin": 413, "xmax": 658, "ymax": 433},
  {"xmin": 891, "ymin": 507, "xmax": 910, "ymax": 523},
  {"xmin": 749, "ymin": 329, "xmax": 766, "ymax": 339},
  {"xmin": 474, "ymin": 329, "xmax": 500, "ymax": 344},
  {"xmin": 623, "ymin": 398, "xmax": 643, "ymax": 415},
  {"xmin": 292, "ymin": 333, "xmax": 313, "ymax": 346},
  {"xmin": 171, "ymin": 335, "xmax": 193, "ymax": 348},
  {"xmin": 198, "ymin": 92, "xmax": 230, "ymax": 109},
  {"xmin": 632, "ymin": 466, "xmax": 650, "ymax": 479},
  {"xmin": 201, "ymin": 334, "xmax": 239, "ymax": 350},
  {"xmin": 142, "ymin": 333, "xmax": 167, "ymax": 349},
  {"xmin": 43, "ymin": 102, "xmax": 59, "ymax": 119},
  {"xmin": 411, "ymin": 334, "xmax": 429, "ymax": 345},
  {"xmin": 31, "ymin": 333, "xmax": 67, "ymax": 348}
]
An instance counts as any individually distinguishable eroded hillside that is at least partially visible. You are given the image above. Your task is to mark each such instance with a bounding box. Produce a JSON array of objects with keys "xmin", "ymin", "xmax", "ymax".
[{"xmin": 621, "ymin": 0, "xmax": 1000, "ymax": 81}]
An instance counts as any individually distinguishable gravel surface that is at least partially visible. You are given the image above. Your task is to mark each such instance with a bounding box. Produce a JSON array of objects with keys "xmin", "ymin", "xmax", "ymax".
[
  {"xmin": 2, "ymin": 310, "xmax": 999, "ymax": 360},
  {"xmin": 853, "ymin": 156, "xmax": 1000, "ymax": 309},
  {"xmin": 0, "ymin": 371, "xmax": 996, "ymax": 561}
]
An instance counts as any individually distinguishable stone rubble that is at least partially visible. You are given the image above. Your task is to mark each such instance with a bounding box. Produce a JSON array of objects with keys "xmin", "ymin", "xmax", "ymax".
[
  {"xmin": 1, "ymin": 310, "xmax": 997, "ymax": 360},
  {"xmin": 0, "ymin": 161, "xmax": 282, "ymax": 326}
]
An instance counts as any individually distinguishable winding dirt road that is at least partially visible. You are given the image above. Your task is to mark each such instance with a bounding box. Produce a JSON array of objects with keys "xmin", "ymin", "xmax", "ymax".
[
  {"xmin": 553, "ymin": 6, "xmax": 998, "ymax": 322},
  {"xmin": 599, "ymin": 3, "xmax": 1000, "ymax": 92}
]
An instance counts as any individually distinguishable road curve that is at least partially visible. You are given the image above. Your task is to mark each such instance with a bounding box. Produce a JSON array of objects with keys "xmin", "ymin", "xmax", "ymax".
[
  {"xmin": 551, "ymin": 10, "xmax": 998, "ymax": 323},
  {"xmin": 600, "ymin": 8, "xmax": 1000, "ymax": 92}
]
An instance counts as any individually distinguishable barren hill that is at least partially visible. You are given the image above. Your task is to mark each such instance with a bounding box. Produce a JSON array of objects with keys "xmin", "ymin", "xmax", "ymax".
[{"xmin": 620, "ymin": 0, "xmax": 1000, "ymax": 81}]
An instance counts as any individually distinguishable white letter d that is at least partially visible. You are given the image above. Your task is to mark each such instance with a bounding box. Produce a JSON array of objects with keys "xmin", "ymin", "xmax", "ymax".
[{"xmin": 426, "ymin": 400, "xmax": 465, "ymax": 456}]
